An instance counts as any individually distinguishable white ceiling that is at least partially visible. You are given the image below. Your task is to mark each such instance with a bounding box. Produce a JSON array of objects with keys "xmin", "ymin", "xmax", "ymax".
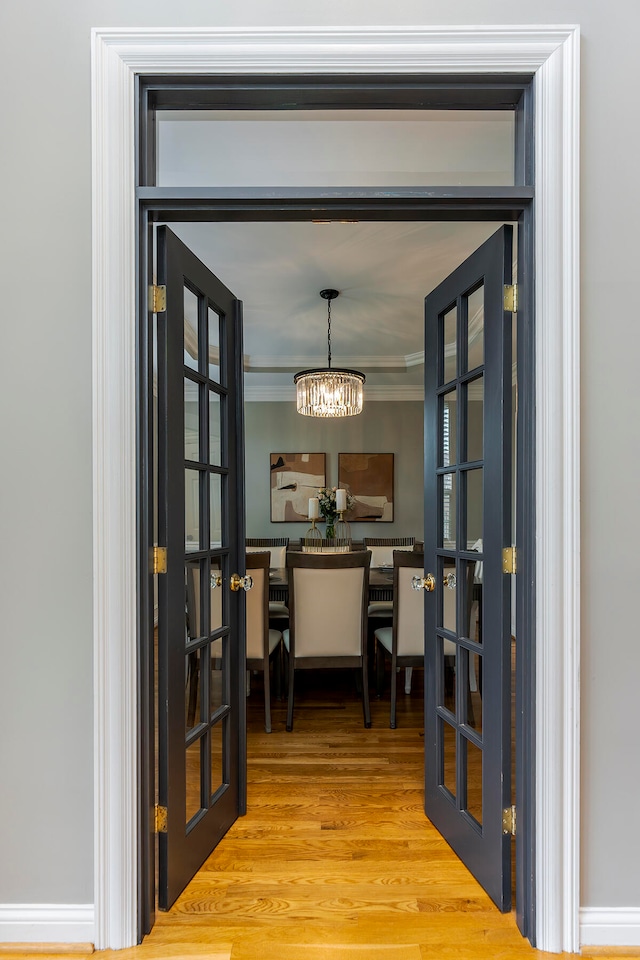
[
  {"xmin": 161, "ymin": 110, "xmax": 512, "ymax": 396},
  {"xmin": 170, "ymin": 220, "xmax": 503, "ymax": 389}
]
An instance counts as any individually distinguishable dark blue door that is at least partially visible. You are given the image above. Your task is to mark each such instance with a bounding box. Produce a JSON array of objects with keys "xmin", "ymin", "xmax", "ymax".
[
  {"xmin": 156, "ymin": 226, "xmax": 246, "ymax": 909},
  {"xmin": 423, "ymin": 226, "xmax": 513, "ymax": 910}
]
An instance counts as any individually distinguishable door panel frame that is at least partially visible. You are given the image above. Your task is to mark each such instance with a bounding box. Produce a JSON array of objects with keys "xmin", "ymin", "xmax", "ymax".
[{"xmin": 91, "ymin": 25, "xmax": 580, "ymax": 953}]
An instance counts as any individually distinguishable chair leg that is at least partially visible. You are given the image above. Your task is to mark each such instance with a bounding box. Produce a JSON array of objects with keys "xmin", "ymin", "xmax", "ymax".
[
  {"xmin": 375, "ymin": 639, "xmax": 386, "ymax": 699},
  {"xmin": 367, "ymin": 622, "xmax": 376, "ymax": 683},
  {"xmin": 186, "ymin": 658, "xmax": 199, "ymax": 728},
  {"xmin": 361, "ymin": 661, "xmax": 371, "ymax": 728},
  {"xmin": 444, "ymin": 658, "xmax": 455, "ymax": 699},
  {"xmin": 390, "ymin": 653, "xmax": 398, "ymax": 729},
  {"xmin": 404, "ymin": 666, "xmax": 413, "ymax": 694},
  {"xmin": 469, "ymin": 653, "xmax": 477, "ymax": 693},
  {"xmin": 286, "ymin": 658, "xmax": 295, "ymax": 732},
  {"xmin": 274, "ymin": 643, "xmax": 283, "ymax": 701},
  {"xmin": 262, "ymin": 655, "xmax": 272, "ymax": 734}
]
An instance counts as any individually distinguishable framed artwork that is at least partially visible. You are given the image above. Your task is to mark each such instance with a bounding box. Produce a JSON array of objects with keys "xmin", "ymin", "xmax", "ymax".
[
  {"xmin": 270, "ymin": 453, "xmax": 326, "ymax": 522},
  {"xmin": 338, "ymin": 453, "xmax": 394, "ymax": 522}
]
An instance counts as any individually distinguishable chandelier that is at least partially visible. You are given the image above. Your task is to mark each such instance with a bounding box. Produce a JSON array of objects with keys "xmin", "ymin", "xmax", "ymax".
[{"xmin": 294, "ymin": 289, "xmax": 366, "ymax": 418}]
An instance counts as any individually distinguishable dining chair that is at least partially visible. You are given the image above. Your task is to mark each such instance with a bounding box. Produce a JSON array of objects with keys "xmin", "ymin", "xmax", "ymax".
[
  {"xmin": 245, "ymin": 551, "xmax": 284, "ymax": 733},
  {"xmin": 246, "ymin": 536, "xmax": 289, "ymax": 567},
  {"xmin": 374, "ymin": 551, "xmax": 429, "ymax": 728},
  {"xmin": 292, "ymin": 539, "xmax": 366, "ymax": 552},
  {"xmin": 283, "ymin": 550, "xmax": 372, "ymax": 731},
  {"xmin": 375, "ymin": 553, "xmax": 478, "ymax": 728},
  {"xmin": 185, "ymin": 558, "xmax": 224, "ymax": 729},
  {"xmin": 363, "ymin": 536, "xmax": 416, "ymax": 569},
  {"xmin": 246, "ymin": 537, "xmax": 289, "ymax": 625},
  {"xmin": 364, "ymin": 536, "xmax": 416, "ymax": 690}
]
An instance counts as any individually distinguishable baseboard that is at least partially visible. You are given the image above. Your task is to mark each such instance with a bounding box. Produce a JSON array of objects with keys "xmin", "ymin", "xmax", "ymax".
[
  {"xmin": 0, "ymin": 904, "xmax": 94, "ymax": 944},
  {"xmin": 580, "ymin": 907, "xmax": 640, "ymax": 947},
  {"xmin": 0, "ymin": 946, "xmax": 92, "ymax": 956}
]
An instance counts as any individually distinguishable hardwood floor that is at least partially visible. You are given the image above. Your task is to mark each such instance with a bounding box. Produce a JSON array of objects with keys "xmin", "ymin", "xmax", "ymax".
[{"xmin": 4, "ymin": 668, "xmax": 634, "ymax": 960}]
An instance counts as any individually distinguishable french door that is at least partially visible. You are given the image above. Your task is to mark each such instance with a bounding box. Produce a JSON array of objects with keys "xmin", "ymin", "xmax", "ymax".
[
  {"xmin": 156, "ymin": 226, "xmax": 246, "ymax": 909},
  {"xmin": 423, "ymin": 225, "xmax": 514, "ymax": 910}
]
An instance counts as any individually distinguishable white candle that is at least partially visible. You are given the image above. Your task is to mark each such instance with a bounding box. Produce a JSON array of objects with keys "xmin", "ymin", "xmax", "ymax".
[
  {"xmin": 336, "ymin": 488, "xmax": 347, "ymax": 512},
  {"xmin": 309, "ymin": 497, "xmax": 320, "ymax": 519}
]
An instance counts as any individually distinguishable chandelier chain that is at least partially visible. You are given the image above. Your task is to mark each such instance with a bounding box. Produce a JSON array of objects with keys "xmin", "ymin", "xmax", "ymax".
[{"xmin": 327, "ymin": 298, "xmax": 332, "ymax": 369}]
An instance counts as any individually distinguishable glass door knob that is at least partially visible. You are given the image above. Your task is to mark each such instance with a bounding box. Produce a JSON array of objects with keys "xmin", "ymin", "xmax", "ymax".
[
  {"xmin": 412, "ymin": 574, "xmax": 436, "ymax": 592},
  {"xmin": 230, "ymin": 573, "xmax": 254, "ymax": 592}
]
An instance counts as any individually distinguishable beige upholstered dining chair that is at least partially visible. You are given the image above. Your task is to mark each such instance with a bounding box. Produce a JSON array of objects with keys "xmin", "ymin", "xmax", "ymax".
[
  {"xmin": 246, "ymin": 537, "xmax": 289, "ymax": 626},
  {"xmin": 374, "ymin": 551, "xmax": 431, "ymax": 728},
  {"xmin": 283, "ymin": 550, "xmax": 372, "ymax": 732},
  {"xmin": 185, "ymin": 558, "xmax": 224, "ymax": 729},
  {"xmin": 186, "ymin": 554, "xmax": 282, "ymax": 733},
  {"xmin": 363, "ymin": 535, "xmax": 416, "ymax": 569},
  {"xmin": 246, "ymin": 536, "xmax": 289, "ymax": 568},
  {"xmin": 245, "ymin": 551, "xmax": 283, "ymax": 733},
  {"xmin": 375, "ymin": 553, "xmax": 478, "ymax": 728},
  {"xmin": 364, "ymin": 536, "xmax": 416, "ymax": 692}
]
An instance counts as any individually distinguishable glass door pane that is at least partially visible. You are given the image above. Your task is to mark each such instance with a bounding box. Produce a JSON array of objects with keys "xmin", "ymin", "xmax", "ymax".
[{"xmin": 156, "ymin": 109, "xmax": 517, "ymax": 188}]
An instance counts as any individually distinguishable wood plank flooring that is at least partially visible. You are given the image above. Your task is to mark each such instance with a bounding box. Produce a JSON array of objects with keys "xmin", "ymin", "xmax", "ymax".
[{"xmin": 4, "ymin": 668, "xmax": 634, "ymax": 960}]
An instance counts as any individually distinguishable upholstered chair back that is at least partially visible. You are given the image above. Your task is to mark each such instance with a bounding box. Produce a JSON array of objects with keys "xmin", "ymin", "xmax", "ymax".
[
  {"xmin": 364, "ymin": 537, "xmax": 416, "ymax": 569},
  {"xmin": 246, "ymin": 537, "xmax": 288, "ymax": 569},
  {"xmin": 291, "ymin": 568, "xmax": 364, "ymax": 658},
  {"xmin": 186, "ymin": 559, "xmax": 223, "ymax": 643},
  {"xmin": 395, "ymin": 558, "xmax": 426, "ymax": 657},
  {"xmin": 245, "ymin": 551, "xmax": 270, "ymax": 659},
  {"xmin": 287, "ymin": 551, "xmax": 371, "ymax": 659}
]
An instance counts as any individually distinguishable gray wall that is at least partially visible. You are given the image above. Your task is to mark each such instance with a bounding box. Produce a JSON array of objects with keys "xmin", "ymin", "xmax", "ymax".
[
  {"xmin": 1, "ymin": 0, "xmax": 639, "ymax": 920},
  {"xmin": 245, "ymin": 401, "xmax": 424, "ymax": 542}
]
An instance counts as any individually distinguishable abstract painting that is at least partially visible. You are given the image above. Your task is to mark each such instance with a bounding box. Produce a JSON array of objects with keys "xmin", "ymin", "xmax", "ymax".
[
  {"xmin": 270, "ymin": 453, "xmax": 326, "ymax": 522},
  {"xmin": 338, "ymin": 453, "xmax": 394, "ymax": 522}
]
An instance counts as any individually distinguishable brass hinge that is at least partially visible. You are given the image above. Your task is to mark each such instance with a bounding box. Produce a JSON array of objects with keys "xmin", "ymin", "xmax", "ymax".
[
  {"xmin": 155, "ymin": 804, "xmax": 168, "ymax": 833},
  {"xmin": 502, "ymin": 546, "xmax": 516, "ymax": 575},
  {"xmin": 153, "ymin": 546, "xmax": 167, "ymax": 575},
  {"xmin": 150, "ymin": 284, "xmax": 166, "ymax": 313},
  {"xmin": 503, "ymin": 283, "xmax": 518, "ymax": 313},
  {"xmin": 502, "ymin": 805, "xmax": 516, "ymax": 836}
]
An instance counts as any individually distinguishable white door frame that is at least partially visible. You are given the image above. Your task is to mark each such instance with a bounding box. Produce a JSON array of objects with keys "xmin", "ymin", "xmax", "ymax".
[{"xmin": 91, "ymin": 25, "xmax": 580, "ymax": 952}]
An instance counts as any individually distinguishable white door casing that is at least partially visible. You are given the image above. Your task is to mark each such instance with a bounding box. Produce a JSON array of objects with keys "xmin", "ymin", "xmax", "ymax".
[{"xmin": 91, "ymin": 25, "xmax": 580, "ymax": 952}]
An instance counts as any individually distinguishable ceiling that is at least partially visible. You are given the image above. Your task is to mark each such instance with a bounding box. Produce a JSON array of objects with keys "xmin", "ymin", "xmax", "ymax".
[{"xmin": 160, "ymin": 110, "xmax": 513, "ymax": 399}]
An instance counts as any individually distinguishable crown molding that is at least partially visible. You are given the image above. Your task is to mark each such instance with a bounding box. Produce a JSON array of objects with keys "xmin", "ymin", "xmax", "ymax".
[
  {"xmin": 405, "ymin": 351, "xmax": 425, "ymax": 367},
  {"xmin": 247, "ymin": 354, "xmax": 412, "ymax": 372},
  {"xmin": 245, "ymin": 383, "xmax": 424, "ymax": 402}
]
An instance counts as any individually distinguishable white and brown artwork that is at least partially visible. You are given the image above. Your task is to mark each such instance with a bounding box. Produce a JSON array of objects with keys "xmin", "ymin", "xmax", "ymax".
[
  {"xmin": 338, "ymin": 453, "xmax": 394, "ymax": 522},
  {"xmin": 270, "ymin": 453, "xmax": 326, "ymax": 522}
]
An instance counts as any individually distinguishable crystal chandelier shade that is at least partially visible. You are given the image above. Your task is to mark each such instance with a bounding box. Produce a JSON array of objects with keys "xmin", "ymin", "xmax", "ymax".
[
  {"xmin": 294, "ymin": 289, "xmax": 366, "ymax": 418},
  {"xmin": 295, "ymin": 368, "xmax": 365, "ymax": 417}
]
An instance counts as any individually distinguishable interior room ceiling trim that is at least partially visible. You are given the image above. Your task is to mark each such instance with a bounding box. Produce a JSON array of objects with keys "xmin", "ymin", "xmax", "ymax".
[
  {"xmin": 246, "ymin": 354, "xmax": 422, "ymax": 372},
  {"xmin": 244, "ymin": 384, "xmax": 424, "ymax": 403},
  {"xmin": 91, "ymin": 24, "xmax": 580, "ymax": 953}
]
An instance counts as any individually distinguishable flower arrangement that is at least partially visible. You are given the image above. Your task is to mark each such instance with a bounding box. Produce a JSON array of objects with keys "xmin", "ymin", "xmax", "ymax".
[{"xmin": 317, "ymin": 486, "xmax": 354, "ymax": 539}]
